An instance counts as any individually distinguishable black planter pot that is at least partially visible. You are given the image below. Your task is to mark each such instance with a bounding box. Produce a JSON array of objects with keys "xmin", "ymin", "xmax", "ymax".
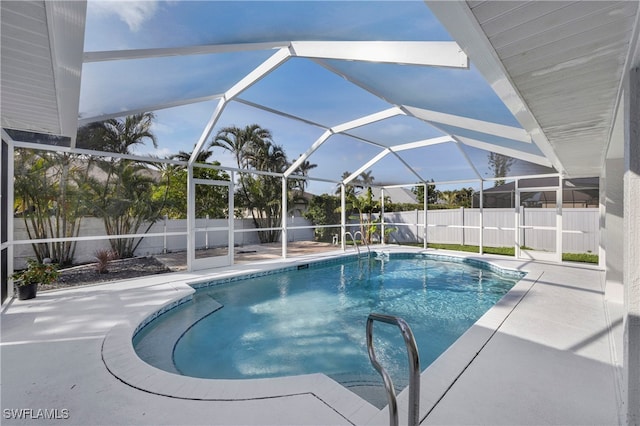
[{"xmin": 17, "ymin": 282, "xmax": 37, "ymax": 300}]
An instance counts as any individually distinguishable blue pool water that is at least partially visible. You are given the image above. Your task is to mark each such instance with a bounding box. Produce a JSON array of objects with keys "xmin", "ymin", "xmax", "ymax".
[{"xmin": 134, "ymin": 254, "xmax": 522, "ymax": 407}]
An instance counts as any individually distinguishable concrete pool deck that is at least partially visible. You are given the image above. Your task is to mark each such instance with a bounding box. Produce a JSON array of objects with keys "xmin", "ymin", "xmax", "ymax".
[{"xmin": 1, "ymin": 247, "xmax": 623, "ymax": 425}]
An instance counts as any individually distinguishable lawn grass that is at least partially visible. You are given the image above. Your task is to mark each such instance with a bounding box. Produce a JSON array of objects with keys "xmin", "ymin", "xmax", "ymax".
[
  {"xmin": 405, "ymin": 242, "xmax": 598, "ymax": 264},
  {"xmin": 562, "ymin": 252, "xmax": 599, "ymax": 264}
]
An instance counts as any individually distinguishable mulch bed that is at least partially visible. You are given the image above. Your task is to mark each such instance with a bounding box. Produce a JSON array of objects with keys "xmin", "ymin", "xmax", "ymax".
[{"xmin": 42, "ymin": 257, "xmax": 171, "ymax": 291}]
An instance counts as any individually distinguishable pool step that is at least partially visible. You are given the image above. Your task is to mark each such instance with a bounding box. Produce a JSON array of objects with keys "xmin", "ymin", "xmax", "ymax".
[
  {"xmin": 133, "ymin": 294, "xmax": 223, "ymax": 374},
  {"xmin": 329, "ymin": 373, "xmax": 403, "ymax": 410}
]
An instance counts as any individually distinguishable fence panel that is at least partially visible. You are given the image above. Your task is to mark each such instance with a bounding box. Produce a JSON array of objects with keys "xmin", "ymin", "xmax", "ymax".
[
  {"xmin": 13, "ymin": 217, "xmax": 312, "ymax": 268},
  {"xmin": 383, "ymin": 207, "xmax": 598, "ymax": 253},
  {"xmin": 563, "ymin": 208, "xmax": 599, "ymax": 254}
]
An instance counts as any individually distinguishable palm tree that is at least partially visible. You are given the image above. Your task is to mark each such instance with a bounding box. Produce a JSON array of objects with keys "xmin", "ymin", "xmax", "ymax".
[
  {"xmin": 335, "ymin": 171, "xmax": 357, "ymax": 198},
  {"xmin": 291, "ymin": 157, "xmax": 317, "ymax": 193},
  {"xmin": 210, "ymin": 124, "xmax": 273, "ymax": 169},
  {"xmin": 13, "ymin": 150, "xmax": 87, "ymax": 265},
  {"xmin": 359, "ymin": 170, "xmax": 375, "ymax": 188},
  {"xmin": 82, "ymin": 113, "xmax": 161, "ymax": 257},
  {"xmin": 441, "ymin": 190, "xmax": 459, "ymax": 207},
  {"xmin": 171, "ymin": 148, "xmax": 213, "ymax": 164},
  {"xmin": 210, "ymin": 125, "xmax": 291, "ymax": 243},
  {"xmin": 488, "ymin": 153, "xmax": 515, "ymax": 187},
  {"xmin": 159, "ymin": 146, "xmax": 230, "ymax": 219},
  {"xmin": 359, "ymin": 170, "xmax": 375, "ymax": 204},
  {"xmin": 85, "ymin": 112, "xmax": 157, "ymax": 154},
  {"xmin": 245, "ymin": 139, "xmax": 288, "ymax": 173}
]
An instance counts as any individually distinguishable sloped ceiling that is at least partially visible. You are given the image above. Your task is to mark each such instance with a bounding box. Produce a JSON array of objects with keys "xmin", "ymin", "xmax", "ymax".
[
  {"xmin": 1, "ymin": 0, "xmax": 86, "ymax": 140},
  {"xmin": 428, "ymin": 0, "xmax": 639, "ymax": 178}
]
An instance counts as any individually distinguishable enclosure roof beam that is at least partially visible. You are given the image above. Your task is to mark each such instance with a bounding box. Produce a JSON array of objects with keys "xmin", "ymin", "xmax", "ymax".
[
  {"xmin": 284, "ymin": 130, "xmax": 334, "ymax": 178},
  {"xmin": 78, "ymin": 93, "xmax": 225, "ymax": 126},
  {"xmin": 83, "ymin": 42, "xmax": 289, "ymax": 62},
  {"xmin": 84, "ymin": 41, "xmax": 468, "ymax": 69},
  {"xmin": 291, "ymin": 41, "xmax": 468, "ymax": 68},
  {"xmin": 284, "ymin": 106, "xmax": 403, "ymax": 177},
  {"xmin": 343, "ymin": 149, "xmax": 391, "ymax": 185},
  {"xmin": 331, "ymin": 107, "xmax": 404, "ymax": 134},
  {"xmin": 456, "ymin": 135, "xmax": 552, "ymax": 167},
  {"xmin": 389, "ymin": 136, "xmax": 454, "ymax": 152},
  {"xmin": 225, "ymin": 48, "xmax": 292, "ymax": 100},
  {"xmin": 190, "ymin": 47, "xmax": 291, "ymax": 165},
  {"xmin": 403, "ymin": 105, "xmax": 531, "ymax": 143}
]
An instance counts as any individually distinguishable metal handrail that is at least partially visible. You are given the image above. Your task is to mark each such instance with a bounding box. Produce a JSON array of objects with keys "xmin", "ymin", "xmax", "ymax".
[
  {"xmin": 353, "ymin": 230, "xmax": 371, "ymax": 257},
  {"xmin": 344, "ymin": 231, "xmax": 361, "ymax": 256},
  {"xmin": 366, "ymin": 313, "xmax": 420, "ymax": 426}
]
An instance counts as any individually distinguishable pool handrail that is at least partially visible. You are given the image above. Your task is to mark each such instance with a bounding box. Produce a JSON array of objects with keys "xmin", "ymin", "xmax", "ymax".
[
  {"xmin": 366, "ymin": 313, "xmax": 420, "ymax": 426},
  {"xmin": 344, "ymin": 231, "xmax": 361, "ymax": 256},
  {"xmin": 353, "ymin": 230, "xmax": 371, "ymax": 257}
]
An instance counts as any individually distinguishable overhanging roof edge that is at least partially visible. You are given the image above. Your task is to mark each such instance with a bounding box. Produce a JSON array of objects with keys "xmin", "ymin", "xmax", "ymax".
[{"xmin": 426, "ymin": 0, "xmax": 565, "ymax": 175}]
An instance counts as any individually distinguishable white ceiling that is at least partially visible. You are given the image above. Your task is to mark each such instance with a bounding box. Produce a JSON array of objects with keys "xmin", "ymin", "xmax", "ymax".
[
  {"xmin": 428, "ymin": 0, "xmax": 639, "ymax": 178},
  {"xmin": 1, "ymin": 0, "xmax": 86, "ymax": 139},
  {"xmin": 2, "ymin": 1, "xmax": 639, "ymax": 183}
]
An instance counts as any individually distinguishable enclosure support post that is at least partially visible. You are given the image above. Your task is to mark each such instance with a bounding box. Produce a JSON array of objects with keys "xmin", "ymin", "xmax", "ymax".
[
  {"xmin": 186, "ymin": 165, "xmax": 194, "ymax": 272},
  {"xmin": 281, "ymin": 177, "xmax": 287, "ymax": 259},
  {"xmin": 479, "ymin": 182, "xmax": 484, "ymax": 255},
  {"xmin": 423, "ymin": 183, "xmax": 428, "ymax": 250},
  {"xmin": 341, "ymin": 183, "xmax": 346, "ymax": 251},
  {"xmin": 229, "ymin": 171, "xmax": 235, "ymax": 265},
  {"xmin": 1, "ymin": 137, "xmax": 15, "ymax": 302},
  {"xmin": 556, "ymin": 175, "xmax": 563, "ymax": 263},
  {"xmin": 514, "ymin": 178, "xmax": 520, "ymax": 259},
  {"xmin": 461, "ymin": 206, "xmax": 465, "ymax": 246},
  {"xmin": 381, "ymin": 188, "xmax": 385, "ymax": 245}
]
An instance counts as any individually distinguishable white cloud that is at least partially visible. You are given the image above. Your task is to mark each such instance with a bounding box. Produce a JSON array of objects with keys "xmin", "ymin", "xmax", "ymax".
[{"xmin": 90, "ymin": 0, "xmax": 159, "ymax": 32}]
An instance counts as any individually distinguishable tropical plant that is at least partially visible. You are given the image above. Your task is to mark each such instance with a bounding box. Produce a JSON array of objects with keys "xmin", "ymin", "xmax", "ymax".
[
  {"xmin": 13, "ymin": 149, "xmax": 90, "ymax": 266},
  {"xmin": 347, "ymin": 192, "xmax": 379, "ymax": 244},
  {"xmin": 94, "ymin": 249, "xmax": 117, "ymax": 274},
  {"xmin": 86, "ymin": 160, "xmax": 162, "ymax": 257},
  {"xmin": 488, "ymin": 153, "xmax": 515, "ymax": 187},
  {"xmin": 303, "ymin": 194, "xmax": 342, "ymax": 242},
  {"xmin": 290, "ymin": 156, "xmax": 317, "ymax": 194},
  {"xmin": 11, "ymin": 258, "xmax": 59, "ymax": 286},
  {"xmin": 440, "ymin": 190, "xmax": 459, "ymax": 207},
  {"xmin": 211, "ymin": 124, "xmax": 273, "ymax": 170},
  {"xmin": 335, "ymin": 171, "xmax": 358, "ymax": 199},
  {"xmin": 412, "ymin": 179, "xmax": 440, "ymax": 205},
  {"xmin": 210, "ymin": 125, "xmax": 289, "ymax": 243},
  {"xmin": 80, "ymin": 113, "xmax": 163, "ymax": 258},
  {"xmin": 151, "ymin": 148, "xmax": 230, "ymax": 219}
]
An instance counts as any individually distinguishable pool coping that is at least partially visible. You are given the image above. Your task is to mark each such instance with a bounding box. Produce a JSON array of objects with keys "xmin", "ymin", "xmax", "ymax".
[{"xmin": 101, "ymin": 247, "xmax": 536, "ymax": 425}]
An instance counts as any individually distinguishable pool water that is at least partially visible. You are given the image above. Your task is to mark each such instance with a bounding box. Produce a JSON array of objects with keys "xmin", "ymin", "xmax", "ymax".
[{"xmin": 134, "ymin": 255, "xmax": 521, "ymax": 408}]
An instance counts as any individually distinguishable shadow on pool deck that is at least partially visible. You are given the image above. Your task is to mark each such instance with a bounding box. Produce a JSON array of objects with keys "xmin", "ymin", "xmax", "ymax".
[{"xmin": 155, "ymin": 241, "xmax": 344, "ymax": 271}]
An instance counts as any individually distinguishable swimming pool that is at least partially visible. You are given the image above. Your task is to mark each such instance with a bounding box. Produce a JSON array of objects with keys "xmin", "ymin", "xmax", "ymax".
[{"xmin": 133, "ymin": 253, "xmax": 523, "ymax": 407}]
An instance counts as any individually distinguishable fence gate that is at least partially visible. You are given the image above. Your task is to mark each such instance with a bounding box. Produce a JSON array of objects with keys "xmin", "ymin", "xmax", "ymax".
[
  {"xmin": 515, "ymin": 185, "xmax": 562, "ymax": 262},
  {"xmin": 188, "ymin": 179, "xmax": 234, "ymax": 271}
]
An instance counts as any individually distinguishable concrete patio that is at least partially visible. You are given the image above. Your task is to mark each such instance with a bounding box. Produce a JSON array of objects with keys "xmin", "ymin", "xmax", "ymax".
[{"xmin": 0, "ymin": 247, "xmax": 622, "ymax": 425}]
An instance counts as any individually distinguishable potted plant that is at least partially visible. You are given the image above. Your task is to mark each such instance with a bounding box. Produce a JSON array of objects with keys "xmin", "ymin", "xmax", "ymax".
[{"xmin": 11, "ymin": 259, "xmax": 59, "ymax": 300}]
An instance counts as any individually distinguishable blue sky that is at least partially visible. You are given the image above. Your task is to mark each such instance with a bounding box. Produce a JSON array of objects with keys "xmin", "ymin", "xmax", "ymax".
[{"xmin": 81, "ymin": 1, "xmax": 553, "ymax": 194}]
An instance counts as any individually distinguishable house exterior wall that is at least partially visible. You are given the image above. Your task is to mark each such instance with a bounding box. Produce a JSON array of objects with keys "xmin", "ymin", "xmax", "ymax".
[{"xmin": 623, "ymin": 65, "xmax": 640, "ymax": 426}]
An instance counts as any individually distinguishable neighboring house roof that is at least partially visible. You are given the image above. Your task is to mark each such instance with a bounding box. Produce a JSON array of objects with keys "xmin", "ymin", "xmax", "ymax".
[
  {"xmin": 478, "ymin": 177, "xmax": 599, "ymax": 207},
  {"xmin": 482, "ymin": 177, "xmax": 598, "ymax": 193},
  {"xmin": 370, "ymin": 187, "xmax": 418, "ymax": 204}
]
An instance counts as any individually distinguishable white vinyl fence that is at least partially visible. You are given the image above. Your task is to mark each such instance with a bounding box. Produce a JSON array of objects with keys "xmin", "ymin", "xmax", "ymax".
[
  {"xmin": 383, "ymin": 208, "xmax": 599, "ymax": 253},
  {"xmin": 13, "ymin": 217, "xmax": 313, "ymax": 268},
  {"xmin": 13, "ymin": 208, "xmax": 598, "ymax": 268}
]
